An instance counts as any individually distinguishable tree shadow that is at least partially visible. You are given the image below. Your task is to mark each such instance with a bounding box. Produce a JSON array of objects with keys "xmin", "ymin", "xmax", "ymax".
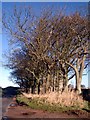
[{"xmin": 81, "ymin": 89, "xmax": 90, "ymax": 102}]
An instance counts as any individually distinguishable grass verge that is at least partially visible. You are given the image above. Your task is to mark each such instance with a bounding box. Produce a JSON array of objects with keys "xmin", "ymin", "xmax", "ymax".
[{"xmin": 16, "ymin": 94, "xmax": 86, "ymax": 113}]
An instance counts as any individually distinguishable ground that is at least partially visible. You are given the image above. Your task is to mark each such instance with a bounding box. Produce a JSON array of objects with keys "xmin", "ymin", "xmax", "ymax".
[
  {"xmin": 2, "ymin": 87, "xmax": 90, "ymax": 119},
  {"xmin": 3, "ymin": 100, "xmax": 90, "ymax": 119}
]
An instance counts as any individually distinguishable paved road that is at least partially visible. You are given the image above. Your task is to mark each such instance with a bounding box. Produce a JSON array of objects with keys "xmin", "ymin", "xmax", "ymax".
[
  {"xmin": 0, "ymin": 97, "xmax": 2, "ymax": 120},
  {"xmin": 0, "ymin": 87, "xmax": 19, "ymax": 119},
  {"xmin": 2, "ymin": 97, "xmax": 13, "ymax": 116}
]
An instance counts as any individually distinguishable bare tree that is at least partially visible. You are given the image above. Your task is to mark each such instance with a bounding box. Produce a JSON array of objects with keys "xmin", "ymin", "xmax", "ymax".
[{"xmin": 3, "ymin": 6, "xmax": 89, "ymax": 94}]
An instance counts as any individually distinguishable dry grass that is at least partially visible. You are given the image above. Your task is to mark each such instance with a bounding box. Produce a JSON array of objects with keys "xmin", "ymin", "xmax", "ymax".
[{"xmin": 22, "ymin": 91, "xmax": 85, "ymax": 109}]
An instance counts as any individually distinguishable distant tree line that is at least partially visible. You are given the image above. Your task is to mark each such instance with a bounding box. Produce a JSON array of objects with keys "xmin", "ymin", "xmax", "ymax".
[{"xmin": 3, "ymin": 6, "xmax": 89, "ymax": 94}]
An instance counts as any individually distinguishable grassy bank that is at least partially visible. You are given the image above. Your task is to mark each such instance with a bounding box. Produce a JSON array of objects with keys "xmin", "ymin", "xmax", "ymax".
[
  {"xmin": 17, "ymin": 95, "xmax": 79, "ymax": 112},
  {"xmin": 16, "ymin": 91, "xmax": 90, "ymax": 112}
]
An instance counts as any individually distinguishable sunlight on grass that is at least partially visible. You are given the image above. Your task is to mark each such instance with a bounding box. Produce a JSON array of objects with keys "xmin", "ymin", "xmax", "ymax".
[{"xmin": 16, "ymin": 91, "xmax": 89, "ymax": 112}]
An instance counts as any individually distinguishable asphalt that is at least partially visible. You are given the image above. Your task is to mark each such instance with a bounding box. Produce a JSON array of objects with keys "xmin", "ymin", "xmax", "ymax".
[
  {"xmin": 2, "ymin": 97, "xmax": 13, "ymax": 116},
  {"xmin": 1, "ymin": 86, "xmax": 19, "ymax": 120}
]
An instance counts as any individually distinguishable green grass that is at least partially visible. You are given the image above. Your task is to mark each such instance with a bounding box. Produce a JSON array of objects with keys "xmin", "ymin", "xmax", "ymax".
[
  {"xmin": 83, "ymin": 101, "xmax": 90, "ymax": 111},
  {"xmin": 16, "ymin": 95, "xmax": 83, "ymax": 113}
]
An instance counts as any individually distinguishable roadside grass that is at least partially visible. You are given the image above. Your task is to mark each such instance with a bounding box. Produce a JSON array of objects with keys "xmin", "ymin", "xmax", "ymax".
[
  {"xmin": 83, "ymin": 101, "xmax": 90, "ymax": 111},
  {"xmin": 16, "ymin": 94, "xmax": 87, "ymax": 113}
]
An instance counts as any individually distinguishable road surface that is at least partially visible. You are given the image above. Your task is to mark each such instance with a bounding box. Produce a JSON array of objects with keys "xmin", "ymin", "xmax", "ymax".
[{"xmin": 2, "ymin": 97, "xmax": 13, "ymax": 116}]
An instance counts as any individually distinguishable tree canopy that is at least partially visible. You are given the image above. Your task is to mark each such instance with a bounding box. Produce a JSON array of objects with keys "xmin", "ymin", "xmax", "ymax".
[{"xmin": 3, "ymin": 5, "xmax": 89, "ymax": 94}]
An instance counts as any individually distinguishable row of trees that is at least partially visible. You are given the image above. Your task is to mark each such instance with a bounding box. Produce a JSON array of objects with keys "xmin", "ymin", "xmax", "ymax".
[{"xmin": 3, "ymin": 6, "xmax": 89, "ymax": 94}]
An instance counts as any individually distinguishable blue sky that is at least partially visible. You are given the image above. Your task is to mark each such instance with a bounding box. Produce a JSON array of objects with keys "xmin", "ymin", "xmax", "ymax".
[
  {"xmin": 1, "ymin": 0, "xmax": 90, "ymax": 2},
  {"xmin": 0, "ymin": 2, "xmax": 89, "ymax": 88}
]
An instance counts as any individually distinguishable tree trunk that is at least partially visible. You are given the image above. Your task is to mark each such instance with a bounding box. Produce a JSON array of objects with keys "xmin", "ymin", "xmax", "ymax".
[
  {"xmin": 76, "ymin": 56, "xmax": 85, "ymax": 94},
  {"xmin": 36, "ymin": 78, "xmax": 40, "ymax": 94},
  {"xmin": 46, "ymin": 72, "xmax": 51, "ymax": 92},
  {"xmin": 75, "ymin": 70, "xmax": 82, "ymax": 94},
  {"xmin": 63, "ymin": 65, "xmax": 68, "ymax": 92},
  {"xmin": 43, "ymin": 82, "xmax": 46, "ymax": 94},
  {"xmin": 64, "ymin": 80, "xmax": 68, "ymax": 92},
  {"xmin": 63, "ymin": 74, "xmax": 68, "ymax": 92},
  {"xmin": 47, "ymin": 73, "xmax": 50, "ymax": 92},
  {"xmin": 42, "ymin": 77, "xmax": 46, "ymax": 94},
  {"xmin": 25, "ymin": 87, "xmax": 28, "ymax": 93},
  {"xmin": 37, "ymin": 83, "xmax": 40, "ymax": 94},
  {"xmin": 65, "ymin": 57, "xmax": 86, "ymax": 94},
  {"xmin": 31, "ymin": 86, "xmax": 35, "ymax": 94},
  {"xmin": 76, "ymin": 77, "xmax": 82, "ymax": 94},
  {"xmin": 52, "ymin": 75, "xmax": 54, "ymax": 92}
]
